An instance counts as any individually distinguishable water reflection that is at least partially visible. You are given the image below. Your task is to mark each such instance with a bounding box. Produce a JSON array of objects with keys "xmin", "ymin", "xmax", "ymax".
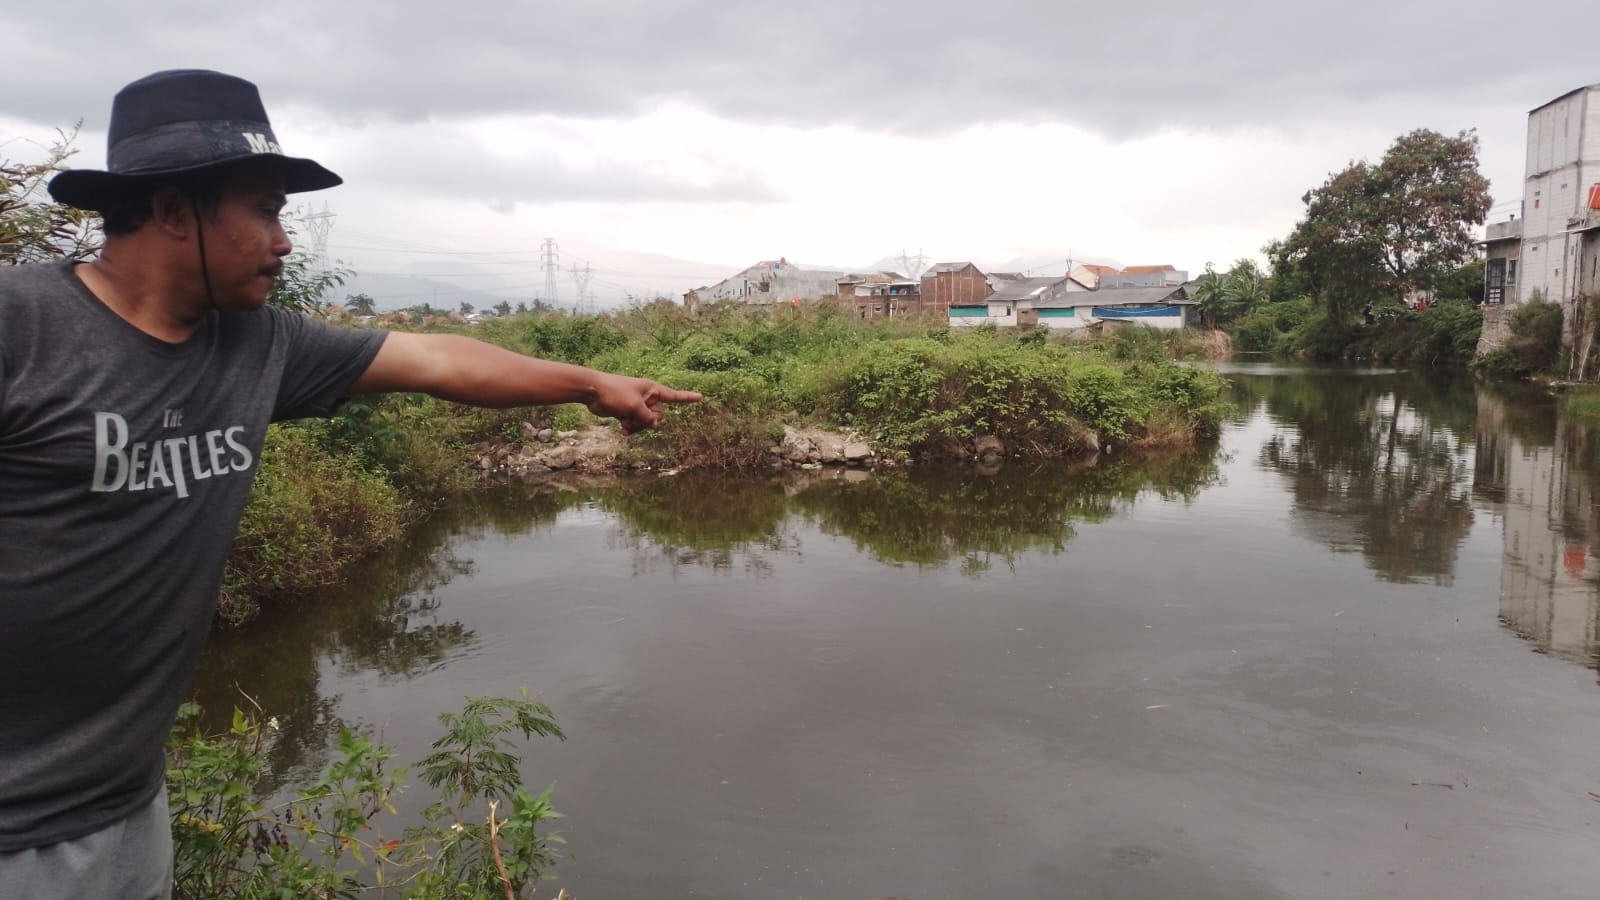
[
  {"xmin": 190, "ymin": 485, "xmax": 585, "ymax": 786},
  {"xmin": 602, "ymin": 472, "xmax": 800, "ymax": 576},
  {"xmin": 1476, "ymin": 388, "xmax": 1600, "ymax": 673},
  {"xmin": 790, "ymin": 454, "xmax": 1219, "ymax": 572},
  {"xmin": 196, "ymin": 366, "xmax": 1600, "ymax": 790},
  {"xmin": 1234, "ymin": 369, "xmax": 1478, "ymax": 585},
  {"xmin": 195, "ymin": 451, "xmax": 1222, "ymax": 777}
]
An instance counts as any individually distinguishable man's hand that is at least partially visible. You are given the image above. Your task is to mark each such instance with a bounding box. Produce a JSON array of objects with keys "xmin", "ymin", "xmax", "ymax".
[
  {"xmin": 351, "ymin": 333, "xmax": 701, "ymax": 432},
  {"xmin": 587, "ymin": 373, "xmax": 702, "ymax": 434}
]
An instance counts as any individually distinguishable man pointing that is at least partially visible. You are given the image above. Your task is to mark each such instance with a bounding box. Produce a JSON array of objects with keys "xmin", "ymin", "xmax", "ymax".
[{"xmin": 0, "ymin": 69, "xmax": 699, "ymax": 899}]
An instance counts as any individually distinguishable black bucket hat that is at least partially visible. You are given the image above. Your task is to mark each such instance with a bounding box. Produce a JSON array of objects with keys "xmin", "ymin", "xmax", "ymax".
[{"xmin": 49, "ymin": 69, "xmax": 341, "ymax": 210}]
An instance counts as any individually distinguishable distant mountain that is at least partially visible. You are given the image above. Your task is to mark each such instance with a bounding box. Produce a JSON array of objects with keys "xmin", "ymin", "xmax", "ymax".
[
  {"xmin": 333, "ymin": 271, "xmax": 519, "ymax": 313},
  {"xmin": 335, "ymin": 248, "xmax": 752, "ymax": 311},
  {"xmin": 859, "ymin": 251, "xmax": 1123, "ymax": 279}
]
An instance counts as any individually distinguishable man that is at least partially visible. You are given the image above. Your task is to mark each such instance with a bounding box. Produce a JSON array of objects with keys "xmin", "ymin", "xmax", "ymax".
[{"xmin": 0, "ymin": 69, "xmax": 700, "ymax": 899}]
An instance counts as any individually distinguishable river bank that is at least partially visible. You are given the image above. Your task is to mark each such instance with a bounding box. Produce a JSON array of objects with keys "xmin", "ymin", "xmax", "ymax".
[{"xmin": 219, "ymin": 306, "xmax": 1228, "ymax": 624}]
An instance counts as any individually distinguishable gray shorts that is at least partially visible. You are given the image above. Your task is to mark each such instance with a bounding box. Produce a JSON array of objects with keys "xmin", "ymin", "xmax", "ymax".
[{"xmin": 0, "ymin": 789, "xmax": 172, "ymax": 900}]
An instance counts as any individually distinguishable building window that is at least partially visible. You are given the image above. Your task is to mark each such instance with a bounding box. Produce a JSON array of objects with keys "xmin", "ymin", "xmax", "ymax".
[
  {"xmin": 1535, "ymin": 199, "xmax": 1541, "ymax": 208},
  {"xmin": 1507, "ymin": 259, "xmax": 1518, "ymax": 283}
]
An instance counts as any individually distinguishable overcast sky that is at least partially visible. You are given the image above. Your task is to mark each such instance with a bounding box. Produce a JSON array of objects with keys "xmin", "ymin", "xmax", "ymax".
[{"xmin": 2, "ymin": 0, "xmax": 1595, "ymax": 304}]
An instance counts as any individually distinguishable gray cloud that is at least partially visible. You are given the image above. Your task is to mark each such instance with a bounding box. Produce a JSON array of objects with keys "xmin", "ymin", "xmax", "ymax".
[
  {"xmin": 333, "ymin": 129, "xmax": 786, "ymax": 206},
  {"xmin": 4, "ymin": 0, "xmax": 1594, "ymax": 140}
]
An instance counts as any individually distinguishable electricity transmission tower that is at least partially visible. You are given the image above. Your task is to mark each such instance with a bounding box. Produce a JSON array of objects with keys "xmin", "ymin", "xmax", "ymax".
[
  {"xmin": 303, "ymin": 203, "xmax": 335, "ymax": 269},
  {"xmin": 898, "ymin": 248, "xmax": 929, "ymax": 279},
  {"xmin": 540, "ymin": 238, "xmax": 560, "ymax": 307},
  {"xmin": 569, "ymin": 263, "xmax": 593, "ymax": 313}
]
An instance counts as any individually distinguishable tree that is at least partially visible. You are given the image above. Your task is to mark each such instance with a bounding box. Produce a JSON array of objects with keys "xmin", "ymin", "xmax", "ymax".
[
  {"xmin": 345, "ymin": 292, "xmax": 377, "ymax": 316},
  {"xmin": 267, "ymin": 221, "xmax": 349, "ymax": 315},
  {"xmin": 1434, "ymin": 259, "xmax": 1485, "ymax": 305},
  {"xmin": 459, "ymin": 301, "xmax": 474, "ymax": 316},
  {"xmin": 494, "ymin": 301, "xmax": 512, "ymax": 317},
  {"xmin": 1194, "ymin": 259, "xmax": 1270, "ymax": 329},
  {"xmin": 1, "ymin": 126, "xmax": 101, "ymax": 266},
  {"xmin": 1278, "ymin": 129, "xmax": 1490, "ymax": 320},
  {"xmin": 515, "ymin": 302, "xmax": 529, "ymax": 315},
  {"xmin": 1192, "ymin": 263, "xmax": 1228, "ymax": 329},
  {"xmin": 1225, "ymin": 258, "xmax": 1269, "ymax": 314}
]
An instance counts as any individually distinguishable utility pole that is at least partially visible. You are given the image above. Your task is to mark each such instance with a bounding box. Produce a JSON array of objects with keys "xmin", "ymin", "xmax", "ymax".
[{"xmin": 540, "ymin": 237, "xmax": 560, "ymax": 307}]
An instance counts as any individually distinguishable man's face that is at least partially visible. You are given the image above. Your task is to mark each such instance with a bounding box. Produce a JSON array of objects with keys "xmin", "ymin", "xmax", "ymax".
[{"xmin": 198, "ymin": 167, "xmax": 292, "ymax": 311}]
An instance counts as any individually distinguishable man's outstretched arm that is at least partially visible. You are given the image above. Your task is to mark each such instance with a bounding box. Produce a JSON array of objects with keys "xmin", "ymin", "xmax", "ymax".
[{"xmin": 348, "ymin": 331, "xmax": 701, "ymax": 433}]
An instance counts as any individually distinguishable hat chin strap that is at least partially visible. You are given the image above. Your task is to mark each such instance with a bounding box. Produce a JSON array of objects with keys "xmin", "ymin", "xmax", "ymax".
[{"xmin": 191, "ymin": 196, "xmax": 219, "ymax": 310}]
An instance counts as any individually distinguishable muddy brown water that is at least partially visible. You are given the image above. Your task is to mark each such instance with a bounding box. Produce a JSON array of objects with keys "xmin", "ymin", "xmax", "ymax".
[{"xmin": 195, "ymin": 362, "xmax": 1600, "ymax": 899}]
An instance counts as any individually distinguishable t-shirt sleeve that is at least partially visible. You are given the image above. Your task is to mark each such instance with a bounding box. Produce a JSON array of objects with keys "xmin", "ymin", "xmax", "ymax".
[{"xmin": 267, "ymin": 307, "xmax": 389, "ymax": 421}]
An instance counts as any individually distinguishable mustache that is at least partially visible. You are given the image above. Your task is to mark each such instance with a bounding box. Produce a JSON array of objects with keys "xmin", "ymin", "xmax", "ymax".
[{"xmin": 261, "ymin": 264, "xmax": 284, "ymax": 279}]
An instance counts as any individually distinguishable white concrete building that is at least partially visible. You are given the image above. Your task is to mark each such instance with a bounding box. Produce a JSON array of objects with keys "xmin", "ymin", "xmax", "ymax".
[
  {"xmin": 685, "ymin": 258, "xmax": 846, "ymax": 308},
  {"xmin": 1516, "ymin": 84, "xmax": 1600, "ymax": 306}
]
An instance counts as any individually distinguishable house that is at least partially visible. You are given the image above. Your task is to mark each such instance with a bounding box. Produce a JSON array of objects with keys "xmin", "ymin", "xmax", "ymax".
[
  {"xmin": 1516, "ymin": 83, "xmax": 1600, "ymax": 309},
  {"xmin": 949, "ymin": 276, "xmax": 1075, "ymax": 328},
  {"xmin": 920, "ymin": 262, "xmax": 991, "ymax": 316},
  {"xmin": 685, "ymin": 257, "xmax": 846, "ymax": 308},
  {"xmin": 837, "ymin": 272, "xmax": 921, "ymax": 320},
  {"xmin": 1098, "ymin": 265, "xmax": 1189, "ymax": 289},
  {"xmin": 1482, "ymin": 217, "xmax": 1522, "ymax": 305},
  {"xmin": 1072, "ymin": 264, "xmax": 1120, "ymax": 289},
  {"xmin": 1075, "ymin": 285, "xmax": 1196, "ymax": 330},
  {"xmin": 949, "ymin": 283, "xmax": 1195, "ymax": 330}
]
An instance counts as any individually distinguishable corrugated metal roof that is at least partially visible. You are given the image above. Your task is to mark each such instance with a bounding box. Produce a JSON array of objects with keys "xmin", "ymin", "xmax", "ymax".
[
  {"xmin": 1119, "ymin": 264, "xmax": 1178, "ymax": 275},
  {"xmin": 987, "ymin": 276, "xmax": 1070, "ymax": 305},
  {"xmin": 926, "ymin": 262, "xmax": 979, "ymax": 274},
  {"xmin": 1032, "ymin": 285, "xmax": 1192, "ymax": 309}
]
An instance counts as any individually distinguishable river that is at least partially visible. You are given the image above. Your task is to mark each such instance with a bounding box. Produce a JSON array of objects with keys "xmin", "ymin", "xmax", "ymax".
[{"xmin": 195, "ymin": 362, "xmax": 1600, "ymax": 899}]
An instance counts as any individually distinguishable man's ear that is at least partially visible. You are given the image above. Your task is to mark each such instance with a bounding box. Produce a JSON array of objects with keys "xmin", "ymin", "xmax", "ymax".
[{"xmin": 149, "ymin": 185, "xmax": 191, "ymax": 239}]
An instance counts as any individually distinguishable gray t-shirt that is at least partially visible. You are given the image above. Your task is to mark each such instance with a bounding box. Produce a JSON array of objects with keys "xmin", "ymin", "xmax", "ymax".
[{"xmin": 0, "ymin": 260, "xmax": 387, "ymax": 851}]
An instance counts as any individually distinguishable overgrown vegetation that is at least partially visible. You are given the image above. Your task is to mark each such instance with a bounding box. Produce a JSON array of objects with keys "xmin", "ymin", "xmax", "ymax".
[
  {"xmin": 167, "ymin": 691, "xmax": 567, "ymax": 899},
  {"xmin": 204, "ymin": 299, "xmax": 1229, "ymax": 622},
  {"xmin": 1476, "ymin": 300, "xmax": 1563, "ymax": 379}
]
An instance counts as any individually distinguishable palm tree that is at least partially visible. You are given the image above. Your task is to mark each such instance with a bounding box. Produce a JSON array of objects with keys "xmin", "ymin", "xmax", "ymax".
[
  {"xmin": 1223, "ymin": 260, "xmax": 1268, "ymax": 321},
  {"xmin": 1192, "ymin": 263, "xmax": 1227, "ymax": 329}
]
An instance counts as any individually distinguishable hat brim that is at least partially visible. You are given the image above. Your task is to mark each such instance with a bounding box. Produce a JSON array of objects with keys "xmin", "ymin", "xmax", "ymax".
[{"xmin": 48, "ymin": 155, "xmax": 342, "ymax": 211}]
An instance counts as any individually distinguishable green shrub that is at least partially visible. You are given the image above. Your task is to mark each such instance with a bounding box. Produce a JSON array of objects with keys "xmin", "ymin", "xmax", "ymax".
[
  {"xmin": 621, "ymin": 368, "xmax": 785, "ymax": 469},
  {"xmin": 1226, "ymin": 298, "xmax": 1329, "ymax": 355},
  {"xmin": 168, "ymin": 692, "xmax": 567, "ymax": 899},
  {"xmin": 1231, "ymin": 311, "xmax": 1281, "ymax": 352},
  {"xmin": 1476, "ymin": 300, "xmax": 1562, "ymax": 379},
  {"xmin": 680, "ymin": 335, "xmax": 755, "ymax": 372},
  {"xmin": 221, "ymin": 425, "xmax": 410, "ymax": 624},
  {"xmin": 1287, "ymin": 313, "xmax": 1356, "ymax": 358}
]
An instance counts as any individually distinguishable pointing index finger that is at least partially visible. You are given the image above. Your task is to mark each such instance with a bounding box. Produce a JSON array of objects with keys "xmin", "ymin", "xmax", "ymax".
[{"xmin": 653, "ymin": 387, "xmax": 703, "ymax": 404}]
